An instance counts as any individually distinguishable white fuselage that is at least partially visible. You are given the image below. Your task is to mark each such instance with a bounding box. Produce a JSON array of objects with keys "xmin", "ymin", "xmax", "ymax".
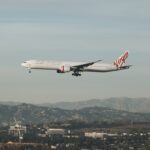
[
  {"xmin": 21, "ymin": 51, "xmax": 131, "ymax": 76},
  {"xmin": 21, "ymin": 60, "xmax": 118, "ymax": 73}
]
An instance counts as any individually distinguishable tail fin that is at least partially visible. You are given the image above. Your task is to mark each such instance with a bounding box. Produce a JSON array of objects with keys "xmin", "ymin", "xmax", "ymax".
[{"xmin": 113, "ymin": 51, "xmax": 129, "ymax": 68}]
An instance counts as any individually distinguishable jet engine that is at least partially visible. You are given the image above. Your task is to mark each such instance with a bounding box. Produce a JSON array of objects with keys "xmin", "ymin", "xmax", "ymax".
[{"xmin": 57, "ymin": 65, "xmax": 71, "ymax": 73}]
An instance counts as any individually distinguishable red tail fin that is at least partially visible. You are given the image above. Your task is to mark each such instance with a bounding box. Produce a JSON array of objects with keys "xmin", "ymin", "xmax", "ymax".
[{"xmin": 114, "ymin": 51, "xmax": 129, "ymax": 68}]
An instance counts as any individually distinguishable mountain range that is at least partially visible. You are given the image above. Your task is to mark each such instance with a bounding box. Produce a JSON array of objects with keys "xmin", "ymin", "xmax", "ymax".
[
  {"xmin": 39, "ymin": 97, "xmax": 150, "ymax": 113},
  {"xmin": 0, "ymin": 102, "xmax": 150, "ymax": 125}
]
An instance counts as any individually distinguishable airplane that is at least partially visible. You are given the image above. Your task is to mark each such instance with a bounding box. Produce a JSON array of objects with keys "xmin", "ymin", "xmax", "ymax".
[{"xmin": 21, "ymin": 51, "xmax": 131, "ymax": 77}]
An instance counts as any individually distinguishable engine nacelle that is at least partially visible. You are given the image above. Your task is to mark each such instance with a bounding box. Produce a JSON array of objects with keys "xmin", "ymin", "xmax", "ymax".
[{"xmin": 57, "ymin": 65, "xmax": 71, "ymax": 73}]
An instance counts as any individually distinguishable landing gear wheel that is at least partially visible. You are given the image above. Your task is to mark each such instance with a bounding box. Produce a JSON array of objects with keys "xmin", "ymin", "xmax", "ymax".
[{"xmin": 72, "ymin": 72, "xmax": 81, "ymax": 77}]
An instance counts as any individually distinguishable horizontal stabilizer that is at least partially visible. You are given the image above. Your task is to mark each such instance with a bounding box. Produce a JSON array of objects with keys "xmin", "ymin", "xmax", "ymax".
[{"xmin": 119, "ymin": 65, "xmax": 132, "ymax": 70}]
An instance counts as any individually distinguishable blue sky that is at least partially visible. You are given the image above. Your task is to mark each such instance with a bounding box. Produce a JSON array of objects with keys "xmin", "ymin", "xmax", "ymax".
[{"xmin": 0, "ymin": 0, "xmax": 150, "ymax": 103}]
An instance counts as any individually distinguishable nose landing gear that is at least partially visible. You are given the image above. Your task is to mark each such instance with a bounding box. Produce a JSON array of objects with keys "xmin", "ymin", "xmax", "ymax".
[{"xmin": 28, "ymin": 69, "xmax": 31, "ymax": 73}]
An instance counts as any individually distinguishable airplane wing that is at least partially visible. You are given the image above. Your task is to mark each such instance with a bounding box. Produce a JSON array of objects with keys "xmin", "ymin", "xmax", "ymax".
[{"xmin": 71, "ymin": 60, "xmax": 102, "ymax": 71}]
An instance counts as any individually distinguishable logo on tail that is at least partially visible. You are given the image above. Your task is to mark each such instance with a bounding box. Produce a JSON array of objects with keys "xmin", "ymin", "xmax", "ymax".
[{"xmin": 114, "ymin": 51, "xmax": 129, "ymax": 68}]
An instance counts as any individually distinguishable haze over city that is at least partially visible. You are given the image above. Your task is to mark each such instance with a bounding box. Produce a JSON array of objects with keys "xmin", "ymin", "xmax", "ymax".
[{"xmin": 0, "ymin": 0, "xmax": 150, "ymax": 103}]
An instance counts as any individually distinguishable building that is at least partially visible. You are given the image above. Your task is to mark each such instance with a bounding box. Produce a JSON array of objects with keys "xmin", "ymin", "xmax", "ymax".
[
  {"xmin": 9, "ymin": 123, "xmax": 27, "ymax": 137},
  {"xmin": 46, "ymin": 128, "xmax": 65, "ymax": 136},
  {"xmin": 84, "ymin": 132, "xmax": 118, "ymax": 139},
  {"xmin": 85, "ymin": 132, "xmax": 106, "ymax": 139}
]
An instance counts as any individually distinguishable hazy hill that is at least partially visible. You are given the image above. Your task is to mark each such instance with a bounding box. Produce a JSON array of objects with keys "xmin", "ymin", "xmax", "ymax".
[
  {"xmin": 0, "ymin": 103, "xmax": 150, "ymax": 125},
  {"xmin": 40, "ymin": 97, "xmax": 150, "ymax": 113}
]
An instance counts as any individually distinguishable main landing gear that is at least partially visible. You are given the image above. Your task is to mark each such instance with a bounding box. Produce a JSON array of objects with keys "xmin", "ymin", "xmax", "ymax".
[{"xmin": 72, "ymin": 72, "xmax": 81, "ymax": 77}]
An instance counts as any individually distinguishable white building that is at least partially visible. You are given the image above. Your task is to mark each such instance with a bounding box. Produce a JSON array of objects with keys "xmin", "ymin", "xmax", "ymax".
[
  {"xmin": 9, "ymin": 123, "xmax": 27, "ymax": 137},
  {"xmin": 85, "ymin": 132, "xmax": 118, "ymax": 139},
  {"xmin": 46, "ymin": 128, "xmax": 65, "ymax": 135},
  {"xmin": 85, "ymin": 132, "xmax": 106, "ymax": 139}
]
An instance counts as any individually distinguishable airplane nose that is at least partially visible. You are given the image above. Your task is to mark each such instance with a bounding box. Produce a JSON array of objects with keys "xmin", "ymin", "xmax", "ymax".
[{"xmin": 21, "ymin": 63, "xmax": 26, "ymax": 67}]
